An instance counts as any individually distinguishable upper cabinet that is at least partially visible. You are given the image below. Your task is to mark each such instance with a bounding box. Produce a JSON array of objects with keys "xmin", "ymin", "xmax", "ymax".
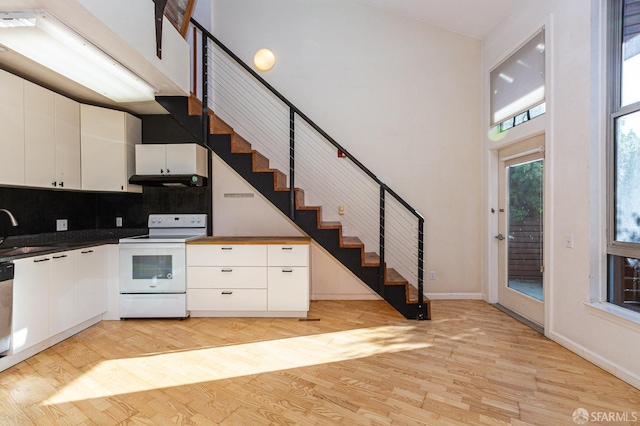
[
  {"xmin": 81, "ymin": 105, "xmax": 141, "ymax": 193},
  {"xmin": 0, "ymin": 69, "xmax": 25, "ymax": 186},
  {"xmin": 24, "ymin": 82, "xmax": 81, "ymax": 190},
  {"xmin": 135, "ymin": 144, "xmax": 208, "ymax": 176}
]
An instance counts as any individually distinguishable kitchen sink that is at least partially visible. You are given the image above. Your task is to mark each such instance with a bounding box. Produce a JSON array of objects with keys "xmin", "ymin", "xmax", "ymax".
[{"xmin": 0, "ymin": 246, "xmax": 58, "ymax": 257}]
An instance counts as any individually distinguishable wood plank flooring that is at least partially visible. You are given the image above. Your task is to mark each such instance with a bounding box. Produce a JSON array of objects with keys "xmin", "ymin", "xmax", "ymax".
[{"xmin": 0, "ymin": 300, "xmax": 638, "ymax": 425}]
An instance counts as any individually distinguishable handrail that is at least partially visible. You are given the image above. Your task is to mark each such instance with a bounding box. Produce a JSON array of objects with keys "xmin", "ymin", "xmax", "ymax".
[{"xmin": 190, "ymin": 19, "xmax": 423, "ymax": 221}]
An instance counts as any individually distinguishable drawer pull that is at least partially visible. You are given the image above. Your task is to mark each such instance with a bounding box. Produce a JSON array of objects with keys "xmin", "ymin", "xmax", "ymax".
[
  {"xmin": 282, "ymin": 269, "xmax": 293, "ymax": 273},
  {"xmin": 282, "ymin": 247, "xmax": 293, "ymax": 250},
  {"xmin": 221, "ymin": 291, "xmax": 233, "ymax": 295},
  {"xmin": 81, "ymin": 250, "xmax": 94, "ymax": 254},
  {"xmin": 53, "ymin": 254, "xmax": 67, "ymax": 259},
  {"xmin": 34, "ymin": 258, "xmax": 50, "ymax": 263},
  {"xmin": 221, "ymin": 269, "xmax": 233, "ymax": 272},
  {"xmin": 221, "ymin": 247, "xmax": 233, "ymax": 250}
]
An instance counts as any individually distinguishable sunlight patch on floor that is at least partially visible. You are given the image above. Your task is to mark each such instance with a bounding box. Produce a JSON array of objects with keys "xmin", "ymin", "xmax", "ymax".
[{"xmin": 43, "ymin": 324, "xmax": 431, "ymax": 404}]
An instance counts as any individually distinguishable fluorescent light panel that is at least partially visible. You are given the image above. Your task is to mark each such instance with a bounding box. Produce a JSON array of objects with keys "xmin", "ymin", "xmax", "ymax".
[{"xmin": 0, "ymin": 11, "xmax": 156, "ymax": 102}]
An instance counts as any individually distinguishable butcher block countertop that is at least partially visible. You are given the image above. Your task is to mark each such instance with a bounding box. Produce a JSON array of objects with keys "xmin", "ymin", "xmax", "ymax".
[{"xmin": 188, "ymin": 236, "xmax": 311, "ymax": 245}]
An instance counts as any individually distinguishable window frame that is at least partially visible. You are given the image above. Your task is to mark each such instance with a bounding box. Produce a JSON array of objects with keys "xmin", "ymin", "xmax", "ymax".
[{"xmin": 607, "ymin": 0, "xmax": 640, "ymax": 312}]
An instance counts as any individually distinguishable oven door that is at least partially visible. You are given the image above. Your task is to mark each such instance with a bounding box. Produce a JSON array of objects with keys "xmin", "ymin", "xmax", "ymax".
[{"xmin": 119, "ymin": 243, "xmax": 185, "ymax": 293}]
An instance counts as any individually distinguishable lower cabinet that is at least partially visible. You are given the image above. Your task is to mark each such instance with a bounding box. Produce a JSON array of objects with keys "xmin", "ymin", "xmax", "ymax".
[
  {"xmin": 12, "ymin": 245, "xmax": 108, "ymax": 355},
  {"xmin": 49, "ymin": 251, "xmax": 79, "ymax": 336},
  {"xmin": 186, "ymin": 239, "xmax": 310, "ymax": 317}
]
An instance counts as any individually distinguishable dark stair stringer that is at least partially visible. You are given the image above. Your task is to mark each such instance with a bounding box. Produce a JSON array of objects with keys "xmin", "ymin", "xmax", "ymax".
[{"xmin": 154, "ymin": 95, "xmax": 430, "ymax": 320}]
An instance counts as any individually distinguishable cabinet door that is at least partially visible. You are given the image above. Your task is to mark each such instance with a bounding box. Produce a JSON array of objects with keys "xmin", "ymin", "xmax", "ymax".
[
  {"xmin": 12, "ymin": 256, "xmax": 50, "ymax": 354},
  {"xmin": 135, "ymin": 144, "xmax": 167, "ymax": 175},
  {"xmin": 78, "ymin": 246, "xmax": 107, "ymax": 323},
  {"xmin": 24, "ymin": 81, "xmax": 56, "ymax": 188},
  {"xmin": 49, "ymin": 251, "xmax": 79, "ymax": 336},
  {"xmin": 124, "ymin": 114, "xmax": 142, "ymax": 193},
  {"xmin": 267, "ymin": 267, "xmax": 309, "ymax": 311},
  {"xmin": 81, "ymin": 105, "xmax": 126, "ymax": 192},
  {"xmin": 55, "ymin": 95, "xmax": 81, "ymax": 190},
  {"xmin": 0, "ymin": 69, "xmax": 25, "ymax": 186},
  {"xmin": 166, "ymin": 144, "xmax": 208, "ymax": 175}
]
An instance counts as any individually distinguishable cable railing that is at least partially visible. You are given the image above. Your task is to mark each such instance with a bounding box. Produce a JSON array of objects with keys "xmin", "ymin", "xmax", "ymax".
[{"xmin": 189, "ymin": 19, "xmax": 425, "ymax": 316}]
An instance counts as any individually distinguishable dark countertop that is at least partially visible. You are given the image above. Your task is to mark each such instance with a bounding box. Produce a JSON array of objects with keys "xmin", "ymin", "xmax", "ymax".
[{"xmin": 0, "ymin": 228, "xmax": 147, "ymax": 263}]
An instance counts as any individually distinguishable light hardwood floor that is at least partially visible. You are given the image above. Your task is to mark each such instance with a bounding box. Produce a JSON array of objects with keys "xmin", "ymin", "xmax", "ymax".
[{"xmin": 0, "ymin": 300, "xmax": 638, "ymax": 425}]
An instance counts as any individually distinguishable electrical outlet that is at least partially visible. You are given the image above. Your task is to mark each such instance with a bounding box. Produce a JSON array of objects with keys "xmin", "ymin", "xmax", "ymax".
[
  {"xmin": 116, "ymin": 217, "xmax": 123, "ymax": 227},
  {"xmin": 338, "ymin": 205, "xmax": 345, "ymax": 215},
  {"xmin": 56, "ymin": 219, "xmax": 68, "ymax": 231},
  {"xmin": 429, "ymin": 271, "xmax": 436, "ymax": 280}
]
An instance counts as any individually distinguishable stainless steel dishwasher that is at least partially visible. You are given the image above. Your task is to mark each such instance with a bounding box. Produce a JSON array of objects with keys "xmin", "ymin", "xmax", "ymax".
[{"xmin": 0, "ymin": 261, "xmax": 14, "ymax": 356}]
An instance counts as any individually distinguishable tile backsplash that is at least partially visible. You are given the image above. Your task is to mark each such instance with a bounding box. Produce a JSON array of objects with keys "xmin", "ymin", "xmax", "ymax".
[{"xmin": 0, "ymin": 187, "xmax": 145, "ymax": 237}]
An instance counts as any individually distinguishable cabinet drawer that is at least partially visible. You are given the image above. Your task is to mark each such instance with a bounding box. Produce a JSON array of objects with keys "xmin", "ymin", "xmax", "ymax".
[
  {"xmin": 187, "ymin": 245, "xmax": 267, "ymax": 266},
  {"xmin": 187, "ymin": 266, "xmax": 267, "ymax": 289},
  {"xmin": 267, "ymin": 267, "xmax": 309, "ymax": 311},
  {"xmin": 267, "ymin": 244, "xmax": 309, "ymax": 266},
  {"xmin": 188, "ymin": 288, "xmax": 267, "ymax": 311}
]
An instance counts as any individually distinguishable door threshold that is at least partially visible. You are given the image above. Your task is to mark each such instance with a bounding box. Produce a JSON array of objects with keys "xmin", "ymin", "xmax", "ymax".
[{"xmin": 492, "ymin": 303, "xmax": 544, "ymax": 335}]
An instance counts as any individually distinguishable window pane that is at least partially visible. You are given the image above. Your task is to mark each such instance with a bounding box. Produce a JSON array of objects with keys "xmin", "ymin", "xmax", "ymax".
[
  {"xmin": 622, "ymin": 0, "xmax": 640, "ymax": 107},
  {"xmin": 490, "ymin": 30, "xmax": 545, "ymax": 125},
  {"xmin": 615, "ymin": 110, "xmax": 640, "ymax": 242}
]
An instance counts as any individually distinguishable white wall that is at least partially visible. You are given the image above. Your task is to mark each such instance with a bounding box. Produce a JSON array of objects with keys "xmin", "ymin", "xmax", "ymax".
[
  {"xmin": 483, "ymin": 0, "xmax": 640, "ymax": 388},
  {"xmin": 211, "ymin": 155, "xmax": 380, "ymax": 300},
  {"xmin": 210, "ymin": 0, "xmax": 483, "ymax": 297}
]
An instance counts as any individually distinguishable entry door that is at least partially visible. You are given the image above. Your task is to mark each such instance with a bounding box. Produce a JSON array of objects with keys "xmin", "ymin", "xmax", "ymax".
[{"xmin": 497, "ymin": 138, "xmax": 544, "ymax": 327}]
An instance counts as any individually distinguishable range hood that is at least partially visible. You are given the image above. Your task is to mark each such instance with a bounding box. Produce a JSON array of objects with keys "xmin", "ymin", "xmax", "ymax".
[{"xmin": 128, "ymin": 174, "xmax": 207, "ymax": 187}]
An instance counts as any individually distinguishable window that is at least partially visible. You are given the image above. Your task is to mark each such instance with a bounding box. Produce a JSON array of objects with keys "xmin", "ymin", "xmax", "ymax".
[
  {"xmin": 490, "ymin": 29, "xmax": 546, "ymax": 132},
  {"xmin": 608, "ymin": 0, "xmax": 640, "ymax": 313}
]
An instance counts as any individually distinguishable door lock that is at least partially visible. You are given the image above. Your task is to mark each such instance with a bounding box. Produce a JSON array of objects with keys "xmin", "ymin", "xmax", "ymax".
[{"xmin": 494, "ymin": 234, "xmax": 505, "ymax": 241}]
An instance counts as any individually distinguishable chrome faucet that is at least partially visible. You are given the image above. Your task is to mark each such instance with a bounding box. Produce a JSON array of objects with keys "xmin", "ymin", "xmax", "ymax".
[{"xmin": 0, "ymin": 209, "xmax": 18, "ymax": 246}]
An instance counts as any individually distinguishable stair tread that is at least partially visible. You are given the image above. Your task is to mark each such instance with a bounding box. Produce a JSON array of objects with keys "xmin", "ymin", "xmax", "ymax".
[
  {"xmin": 342, "ymin": 237, "xmax": 363, "ymax": 247},
  {"xmin": 233, "ymin": 134, "xmax": 252, "ymax": 152},
  {"xmin": 364, "ymin": 252, "xmax": 380, "ymax": 266},
  {"xmin": 386, "ymin": 268, "xmax": 408, "ymax": 284},
  {"xmin": 320, "ymin": 221, "xmax": 342, "ymax": 229}
]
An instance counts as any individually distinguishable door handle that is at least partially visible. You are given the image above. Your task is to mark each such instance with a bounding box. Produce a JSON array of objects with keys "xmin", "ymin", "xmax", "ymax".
[{"xmin": 494, "ymin": 234, "xmax": 505, "ymax": 241}]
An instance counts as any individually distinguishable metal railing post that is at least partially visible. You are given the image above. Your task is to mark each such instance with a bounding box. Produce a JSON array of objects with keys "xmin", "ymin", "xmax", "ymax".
[
  {"xmin": 379, "ymin": 186, "xmax": 386, "ymax": 296},
  {"xmin": 418, "ymin": 218, "xmax": 425, "ymax": 320},
  {"xmin": 289, "ymin": 109, "xmax": 295, "ymax": 220},
  {"xmin": 201, "ymin": 30, "xmax": 209, "ymax": 146}
]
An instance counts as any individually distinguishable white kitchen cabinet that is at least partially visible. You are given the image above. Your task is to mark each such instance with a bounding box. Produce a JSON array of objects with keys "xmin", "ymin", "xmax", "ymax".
[
  {"xmin": 77, "ymin": 246, "xmax": 107, "ymax": 323},
  {"xmin": 49, "ymin": 251, "xmax": 79, "ymax": 336},
  {"xmin": 135, "ymin": 143, "xmax": 208, "ymax": 176},
  {"xmin": 0, "ymin": 69, "xmax": 25, "ymax": 186},
  {"xmin": 54, "ymin": 95, "xmax": 81, "ymax": 190},
  {"xmin": 186, "ymin": 238, "xmax": 309, "ymax": 317},
  {"xmin": 81, "ymin": 105, "xmax": 141, "ymax": 192},
  {"xmin": 11, "ymin": 256, "xmax": 51, "ymax": 355},
  {"xmin": 24, "ymin": 84, "xmax": 81, "ymax": 190},
  {"xmin": 24, "ymin": 81, "xmax": 56, "ymax": 189}
]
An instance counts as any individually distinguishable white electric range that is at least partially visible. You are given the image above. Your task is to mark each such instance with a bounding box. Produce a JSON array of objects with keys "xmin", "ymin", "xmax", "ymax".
[{"xmin": 119, "ymin": 214, "xmax": 207, "ymax": 318}]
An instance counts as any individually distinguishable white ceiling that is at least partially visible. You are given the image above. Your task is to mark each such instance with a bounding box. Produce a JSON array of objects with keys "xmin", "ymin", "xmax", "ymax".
[{"xmin": 353, "ymin": 0, "xmax": 517, "ymax": 40}]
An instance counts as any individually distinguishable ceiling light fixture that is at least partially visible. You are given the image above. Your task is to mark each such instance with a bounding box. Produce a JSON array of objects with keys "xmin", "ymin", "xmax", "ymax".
[
  {"xmin": 0, "ymin": 11, "xmax": 156, "ymax": 102},
  {"xmin": 253, "ymin": 48, "xmax": 275, "ymax": 71}
]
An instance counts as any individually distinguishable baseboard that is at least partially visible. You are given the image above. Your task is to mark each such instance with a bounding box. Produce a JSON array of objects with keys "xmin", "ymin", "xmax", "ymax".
[
  {"xmin": 548, "ymin": 330, "xmax": 640, "ymax": 390},
  {"xmin": 311, "ymin": 293, "xmax": 382, "ymax": 301},
  {"xmin": 424, "ymin": 292, "xmax": 484, "ymax": 300}
]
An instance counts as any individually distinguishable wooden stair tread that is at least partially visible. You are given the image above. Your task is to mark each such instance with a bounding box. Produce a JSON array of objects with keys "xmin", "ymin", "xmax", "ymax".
[
  {"xmin": 320, "ymin": 221, "xmax": 342, "ymax": 229},
  {"xmin": 252, "ymin": 151, "xmax": 270, "ymax": 170},
  {"xmin": 342, "ymin": 237, "xmax": 363, "ymax": 247},
  {"xmin": 386, "ymin": 268, "xmax": 408, "ymax": 285},
  {"xmin": 364, "ymin": 252, "xmax": 380, "ymax": 266},
  {"xmin": 232, "ymin": 134, "xmax": 252, "ymax": 152}
]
